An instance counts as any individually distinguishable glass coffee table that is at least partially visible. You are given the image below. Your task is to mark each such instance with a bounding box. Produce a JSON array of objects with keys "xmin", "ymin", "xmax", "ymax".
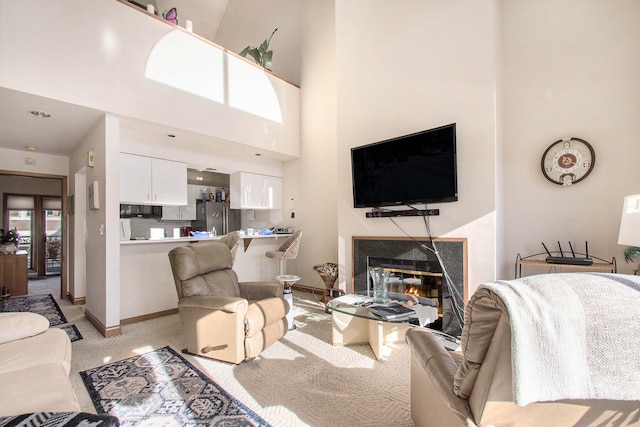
[{"xmin": 326, "ymin": 291, "xmax": 438, "ymax": 360}]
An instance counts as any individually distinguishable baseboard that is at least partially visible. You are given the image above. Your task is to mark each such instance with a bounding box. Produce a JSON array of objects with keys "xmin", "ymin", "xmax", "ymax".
[
  {"xmin": 85, "ymin": 308, "xmax": 121, "ymax": 337},
  {"xmin": 67, "ymin": 292, "xmax": 86, "ymax": 305},
  {"xmin": 120, "ymin": 308, "xmax": 179, "ymax": 325},
  {"xmin": 292, "ymin": 284, "xmax": 326, "ymax": 296}
]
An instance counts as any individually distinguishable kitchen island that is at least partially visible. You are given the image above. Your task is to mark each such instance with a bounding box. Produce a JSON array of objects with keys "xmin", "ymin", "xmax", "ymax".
[{"xmin": 119, "ymin": 234, "xmax": 291, "ymax": 324}]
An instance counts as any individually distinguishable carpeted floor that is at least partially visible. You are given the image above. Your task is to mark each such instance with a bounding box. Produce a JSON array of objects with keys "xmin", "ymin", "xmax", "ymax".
[
  {"xmin": 81, "ymin": 346, "xmax": 272, "ymax": 427},
  {"xmin": 58, "ymin": 291, "xmax": 415, "ymax": 427},
  {"xmin": 3, "ymin": 285, "xmax": 83, "ymax": 342}
]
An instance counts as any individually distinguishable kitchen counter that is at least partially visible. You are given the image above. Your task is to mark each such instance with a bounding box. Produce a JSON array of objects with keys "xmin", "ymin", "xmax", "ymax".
[
  {"xmin": 120, "ymin": 234, "xmax": 291, "ymax": 250},
  {"xmin": 119, "ymin": 233, "xmax": 293, "ymax": 323}
]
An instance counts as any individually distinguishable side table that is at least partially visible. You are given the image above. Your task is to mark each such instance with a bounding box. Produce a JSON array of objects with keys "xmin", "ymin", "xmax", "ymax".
[
  {"xmin": 515, "ymin": 253, "xmax": 616, "ymax": 278},
  {"xmin": 0, "ymin": 252, "xmax": 28, "ymax": 297}
]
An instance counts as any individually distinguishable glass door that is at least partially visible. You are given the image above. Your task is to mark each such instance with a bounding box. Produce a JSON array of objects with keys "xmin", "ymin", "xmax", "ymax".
[
  {"xmin": 44, "ymin": 199, "xmax": 62, "ymax": 275},
  {"xmin": 5, "ymin": 195, "xmax": 61, "ymax": 277},
  {"xmin": 6, "ymin": 196, "xmax": 34, "ymax": 270}
]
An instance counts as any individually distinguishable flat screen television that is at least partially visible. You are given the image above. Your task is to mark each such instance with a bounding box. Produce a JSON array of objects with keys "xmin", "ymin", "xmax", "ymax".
[{"xmin": 351, "ymin": 123, "xmax": 458, "ymax": 208}]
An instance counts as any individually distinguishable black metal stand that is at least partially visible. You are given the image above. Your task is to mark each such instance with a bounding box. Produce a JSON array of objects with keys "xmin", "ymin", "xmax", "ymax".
[{"xmin": 366, "ymin": 209, "xmax": 439, "ymax": 218}]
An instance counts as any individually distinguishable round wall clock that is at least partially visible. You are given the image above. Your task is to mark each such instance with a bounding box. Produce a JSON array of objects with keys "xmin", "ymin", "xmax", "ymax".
[{"xmin": 540, "ymin": 137, "xmax": 595, "ymax": 186}]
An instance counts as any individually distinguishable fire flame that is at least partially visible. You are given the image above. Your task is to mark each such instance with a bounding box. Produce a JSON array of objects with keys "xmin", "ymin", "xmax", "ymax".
[{"xmin": 405, "ymin": 285, "xmax": 426, "ymax": 297}]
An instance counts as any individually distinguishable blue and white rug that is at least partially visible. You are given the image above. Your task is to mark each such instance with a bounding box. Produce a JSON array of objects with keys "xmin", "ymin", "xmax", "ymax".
[
  {"xmin": 2, "ymin": 293, "xmax": 67, "ymax": 325},
  {"xmin": 80, "ymin": 346, "xmax": 271, "ymax": 427},
  {"xmin": 2, "ymin": 294, "xmax": 83, "ymax": 342},
  {"xmin": 60, "ymin": 324, "xmax": 83, "ymax": 343}
]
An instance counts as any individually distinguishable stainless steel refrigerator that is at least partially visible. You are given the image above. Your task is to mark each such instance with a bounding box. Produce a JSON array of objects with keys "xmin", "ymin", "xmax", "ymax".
[{"xmin": 192, "ymin": 200, "xmax": 241, "ymax": 235}]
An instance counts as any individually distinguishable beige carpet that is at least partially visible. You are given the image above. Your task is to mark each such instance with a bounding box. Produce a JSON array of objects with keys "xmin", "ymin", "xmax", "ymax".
[{"xmin": 57, "ymin": 291, "xmax": 415, "ymax": 427}]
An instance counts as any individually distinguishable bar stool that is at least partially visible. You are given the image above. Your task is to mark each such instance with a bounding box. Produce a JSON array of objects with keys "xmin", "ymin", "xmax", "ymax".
[{"xmin": 266, "ymin": 230, "xmax": 302, "ymax": 275}]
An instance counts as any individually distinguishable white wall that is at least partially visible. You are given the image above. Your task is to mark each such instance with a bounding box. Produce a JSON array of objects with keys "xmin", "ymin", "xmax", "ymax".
[
  {"xmin": 215, "ymin": 0, "xmax": 336, "ymax": 286},
  {"xmin": 119, "ymin": 129, "xmax": 284, "ymax": 177},
  {"xmin": 499, "ymin": 0, "xmax": 640, "ymax": 277},
  {"xmin": 152, "ymin": 0, "xmax": 228, "ymax": 45},
  {"xmin": 0, "ymin": 148, "xmax": 68, "ymax": 176},
  {"xmin": 0, "ymin": 0, "xmax": 300, "ymax": 160},
  {"xmin": 68, "ymin": 114, "xmax": 121, "ymax": 330},
  {"xmin": 281, "ymin": 0, "xmax": 338, "ymax": 287},
  {"xmin": 335, "ymin": 0, "xmax": 499, "ymax": 296}
]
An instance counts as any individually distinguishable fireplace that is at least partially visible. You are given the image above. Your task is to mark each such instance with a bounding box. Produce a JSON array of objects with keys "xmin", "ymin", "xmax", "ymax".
[{"xmin": 353, "ymin": 237, "xmax": 467, "ymax": 337}]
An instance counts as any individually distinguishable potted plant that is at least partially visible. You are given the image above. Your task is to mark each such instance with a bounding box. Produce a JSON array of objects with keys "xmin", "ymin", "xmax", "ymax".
[
  {"xmin": 0, "ymin": 228, "xmax": 20, "ymax": 254},
  {"xmin": 313, "ymin": 262, "xmax": 338, "ymax": 304},
  {"xmin": 623, "ymin": 246, "xmax": 640, "ymax": 274},
  {"xmin": 239, "ymin": 28, "xmax": 278, "ymax": 70}
]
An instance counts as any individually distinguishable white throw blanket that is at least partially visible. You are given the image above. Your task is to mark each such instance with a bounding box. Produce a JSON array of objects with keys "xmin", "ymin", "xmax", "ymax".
[{"xmin": 480, "ymin": 273, "xmax": 640, "ymax": 406}]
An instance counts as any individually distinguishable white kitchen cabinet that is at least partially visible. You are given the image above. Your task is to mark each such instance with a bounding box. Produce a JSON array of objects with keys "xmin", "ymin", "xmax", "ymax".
[
  {"xmin": 230, "ymin": 172, "xmax": 282, "ymax": 209},
  {"xmin": 162, "ymin": 185, "xmax": 198, "ymax": 220},
  {"xmin": 119, "ymin": 153, "xmax": 187, "ymax": 205},
  {"xmin": 120, "ymin": 153, "xmax": 152, "ymax": 204}
]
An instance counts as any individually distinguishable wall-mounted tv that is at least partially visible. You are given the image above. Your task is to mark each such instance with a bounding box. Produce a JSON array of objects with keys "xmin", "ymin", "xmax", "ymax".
[{"xmin": 351, "ymin": 123, "xmax": 458, "ymax": 209}]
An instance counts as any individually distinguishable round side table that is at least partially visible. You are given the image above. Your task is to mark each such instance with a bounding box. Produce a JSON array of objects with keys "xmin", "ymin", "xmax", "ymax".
[{"xmin": 276, "ymin": 274, "xmax": 300, "ymax": 330}]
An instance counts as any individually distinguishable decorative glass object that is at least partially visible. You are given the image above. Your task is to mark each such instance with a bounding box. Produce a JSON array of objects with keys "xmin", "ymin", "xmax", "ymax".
[{"xmin": 369, "ymin": 267, "xmax": 389, "ymax": 303}]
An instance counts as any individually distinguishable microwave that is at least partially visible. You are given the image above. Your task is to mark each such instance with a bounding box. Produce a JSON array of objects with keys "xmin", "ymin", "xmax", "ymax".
[{"xmin": 119, "ymin": 204, "xmax": 162, "ymax": 218}]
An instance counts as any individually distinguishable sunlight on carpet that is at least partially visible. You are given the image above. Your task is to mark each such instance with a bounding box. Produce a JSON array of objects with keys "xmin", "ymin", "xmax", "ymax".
[{"xmin": 67, "ymin": 291, "xmax": 414, "ymax": 427}]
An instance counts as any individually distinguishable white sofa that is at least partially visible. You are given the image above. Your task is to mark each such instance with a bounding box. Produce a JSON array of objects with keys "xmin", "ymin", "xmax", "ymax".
[{"xmin": 0, "ymin": 312, "xmax": 80, "ymax": 416}]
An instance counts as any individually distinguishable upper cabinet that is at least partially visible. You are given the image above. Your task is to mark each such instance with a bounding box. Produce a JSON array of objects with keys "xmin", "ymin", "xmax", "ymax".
[
  {"xmin": 230, "ymin": 172, "xmax": 282, "ymax": 210},
  {"xmin": 120, "ymin": 153, "xmax": 187, "ymax": 205},
  {"xmin": 161, "ymin": 185, "xmax": 199, "ymax": 220}
]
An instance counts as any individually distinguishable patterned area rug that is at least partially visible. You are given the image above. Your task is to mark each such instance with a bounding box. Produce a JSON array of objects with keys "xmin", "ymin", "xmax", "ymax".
[
  {"xmin": 60, "ymin": 324, "xmax": 83, "ymax": 343},
  {"xmin": 0, "ymin": 412, "xmax": 119, "ymax": 427},
  {"xmin": 80, "ymin": 346, "xmax": 271, "ymax": 427},
  {"xmin": 2, "ymin": 294, "xmax": 83, "ymax": 342},
  {"xmin": 2, "ymin": 294, "xmax": 67, "ymax": 325}
]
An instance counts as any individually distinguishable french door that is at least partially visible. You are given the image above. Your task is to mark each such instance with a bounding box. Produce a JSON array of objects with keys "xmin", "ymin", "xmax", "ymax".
[{"xmin": 6, "ymin": 195, "xmax": 61, "ymax": 277}]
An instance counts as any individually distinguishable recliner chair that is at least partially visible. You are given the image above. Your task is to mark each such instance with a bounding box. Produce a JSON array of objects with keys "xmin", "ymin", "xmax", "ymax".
[
  {"xmin": 168, "ymin": 241, "xmax": 289, "ymax": 364},
  {"xmin": 406, "ymin": 273, "xmax": 640, "ymax": 427},
  {"xmin": 218, "ymin": 231, "xmax": 240, "ymax": 264}
]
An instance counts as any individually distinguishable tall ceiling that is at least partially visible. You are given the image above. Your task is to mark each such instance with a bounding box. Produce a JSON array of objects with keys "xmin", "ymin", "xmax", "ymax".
[{"xmin": 0, "ymin": 0, "xmax": 231, "ymax": 158}]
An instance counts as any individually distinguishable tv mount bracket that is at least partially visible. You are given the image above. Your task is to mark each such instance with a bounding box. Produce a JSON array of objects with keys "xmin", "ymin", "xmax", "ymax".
[{"xmin": 366, "ymin": 208, "xmax": 440, "ymax": 218}]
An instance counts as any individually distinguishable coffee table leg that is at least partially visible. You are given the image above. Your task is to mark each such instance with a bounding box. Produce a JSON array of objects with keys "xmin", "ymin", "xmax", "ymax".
[
  {"xmin": 368, "ymin": 320, "xmax": 384, "ymax": 360},
  {"xmin": 331, "ymin": 311, "xmax": 369, "ymax": 345},
  {"xmin": 331, "ymin": 311, "xmax": 408, "ymax": 361}
]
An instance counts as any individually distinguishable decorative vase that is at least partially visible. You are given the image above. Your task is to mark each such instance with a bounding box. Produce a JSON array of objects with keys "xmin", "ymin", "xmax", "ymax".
[
  {"xmin": 369, "ymin": 267, "xmax": 389, "ymax": 303},
  {"xmin": 318, "ymin": 272, "xmax": 337, "ymax": 303},
  {"xmin": 0, "ymin": 243, "xmax": 16, "ymax": 255}
]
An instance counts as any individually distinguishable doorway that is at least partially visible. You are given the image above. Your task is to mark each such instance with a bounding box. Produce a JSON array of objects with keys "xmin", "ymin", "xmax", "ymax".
[
  {"xmin": 6, "ymin": 195, "xmax": 62, "ymax": 277},
  {"xmin": 0, "ymin": 172, "xmax": 67, "ymax": 299}
]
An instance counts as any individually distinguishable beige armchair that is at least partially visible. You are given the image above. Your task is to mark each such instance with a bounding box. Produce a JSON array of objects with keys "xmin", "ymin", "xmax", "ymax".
[
  {"xmin": 168, "ymin": 241, "xmax": 289, "ymax": 364},
  {"xmin": 406, "ymin": 273, "xmax": 640, "ymax": 427}
]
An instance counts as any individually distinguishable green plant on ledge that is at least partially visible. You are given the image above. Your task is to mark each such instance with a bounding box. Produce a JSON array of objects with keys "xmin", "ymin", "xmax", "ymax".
[{"xmin": 239, "ymin": 28, "xmax": 278, "ymax": 70}]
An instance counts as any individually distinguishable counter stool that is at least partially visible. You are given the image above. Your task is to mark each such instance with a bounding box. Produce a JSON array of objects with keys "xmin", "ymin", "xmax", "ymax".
[
  {"xmin": 265, "ymin": 230, "xmax": 302, "ymax": 275},
  {"xmin": 276, "ymin": 274, "xmax": 300, "ymax": 330}
]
